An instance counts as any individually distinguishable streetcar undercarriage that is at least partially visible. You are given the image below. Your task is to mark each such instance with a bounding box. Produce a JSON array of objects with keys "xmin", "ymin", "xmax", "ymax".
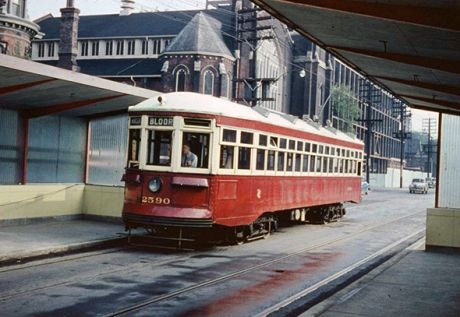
[{"xmin": 124, "ymin": 203, "xmax": 346, "ymax": 249}]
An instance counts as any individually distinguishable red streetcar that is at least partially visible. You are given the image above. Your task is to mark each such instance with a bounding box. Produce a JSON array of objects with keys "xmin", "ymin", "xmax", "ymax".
[{"xmin": 122, "ymin": 92, "xmax": 363, "ymax": 244}]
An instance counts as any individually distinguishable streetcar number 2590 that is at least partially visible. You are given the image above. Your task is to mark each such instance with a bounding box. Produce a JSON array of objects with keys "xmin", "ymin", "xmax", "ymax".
[{"xmin": 141, "ymin": 196, "xmax": 171, "ymax": 205}]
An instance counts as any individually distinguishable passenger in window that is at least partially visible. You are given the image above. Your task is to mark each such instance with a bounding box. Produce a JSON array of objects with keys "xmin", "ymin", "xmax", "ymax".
[
  {"xmin": 181, "ymin": 144, "xmax": 198, "ymax": 168},
  {"xmin": 220, "ymin": 146, "xmax": 234, "ymax": 168}
]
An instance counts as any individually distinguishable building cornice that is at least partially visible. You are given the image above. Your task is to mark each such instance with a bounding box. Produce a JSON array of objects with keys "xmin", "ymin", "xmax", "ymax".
[{"xmin": 0, "ymin": 13, "xmax": 40, "ymax": 37}]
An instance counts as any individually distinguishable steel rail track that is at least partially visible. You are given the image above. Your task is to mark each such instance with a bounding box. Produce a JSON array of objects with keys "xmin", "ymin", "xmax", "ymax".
[
  {"xmin": 0, "ymin": 249, "xmax": 198, "ymax": 302},
  {"xmin": 255, "ymin": 229, "xmax": 425, "ymax": 317},
  {"xmin": 104, "ymin": 210, "xmax": 425, "ymax": 317}
]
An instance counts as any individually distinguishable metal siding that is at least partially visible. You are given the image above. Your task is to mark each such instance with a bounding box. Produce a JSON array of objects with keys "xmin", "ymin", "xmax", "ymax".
[
  {"xmin": 28, "ymin": 116, "xmax": 85, "ymax": 183},
  {"xmin": 439, "ymin": 114, "xmax": 460, "ymax": 208},
  {"xmin": 87, "ymin": 115, "xmax": 128, "ymax": 186},
  {"xmin": 57, "ymin": 117, "xmax": 86, "ymax": 182},
  {"xmin": 0, "ymin": 109, "xmax": 22, "ymax": 184}
]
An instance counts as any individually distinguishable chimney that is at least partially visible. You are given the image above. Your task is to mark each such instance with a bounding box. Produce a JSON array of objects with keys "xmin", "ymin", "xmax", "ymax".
[
  {"xmin": 120, "ymin": 0, "xmax": 135, "ymax": 16},
  {"xmin": 57, "ymin": 0, "xmax": 80, "ymax": 71}
]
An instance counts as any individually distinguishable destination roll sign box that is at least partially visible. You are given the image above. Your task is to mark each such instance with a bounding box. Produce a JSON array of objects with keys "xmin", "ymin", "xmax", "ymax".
[{"xmin": 149, "ymin": 117, "xmax": 174, "ymax": 126}]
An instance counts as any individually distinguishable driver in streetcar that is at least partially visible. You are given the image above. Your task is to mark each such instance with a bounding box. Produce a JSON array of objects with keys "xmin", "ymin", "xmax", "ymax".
[{"xmin": 181, "ymin": 144, "xmax": 198, "ymax": 168}]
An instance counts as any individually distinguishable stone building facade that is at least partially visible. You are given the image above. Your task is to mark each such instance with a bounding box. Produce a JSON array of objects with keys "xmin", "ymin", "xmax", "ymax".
[{"xmin": 0, "ymin": 0, "xmax": 40, "ymax": 58}]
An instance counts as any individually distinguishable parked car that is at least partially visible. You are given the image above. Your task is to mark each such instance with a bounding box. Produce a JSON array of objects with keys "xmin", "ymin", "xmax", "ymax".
[
  {"xmin": 361, "ymin": 181, "xmax": 370, "ymax": 195},
  {"xmin": 409, "ymin": 178, "xmax": 428, "ymax": 194},
  {"xmin": 426, "ymin": 177, "xmax": 436, "ymax": 188}
]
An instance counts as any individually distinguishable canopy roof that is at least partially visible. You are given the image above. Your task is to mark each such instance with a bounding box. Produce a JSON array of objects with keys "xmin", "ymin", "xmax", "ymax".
[
  {"xmin": 0, "ymin": 55, "xmax": 158, "ymax": 118},
  {"xmin": 253, "ymin": 0, "xmax": 460, "ymax": 115}
]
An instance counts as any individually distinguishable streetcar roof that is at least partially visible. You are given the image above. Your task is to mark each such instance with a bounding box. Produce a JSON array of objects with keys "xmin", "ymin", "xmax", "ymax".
[{"xmin": 129, "ymin": 92, "xmax": 363, "ymax": 145}]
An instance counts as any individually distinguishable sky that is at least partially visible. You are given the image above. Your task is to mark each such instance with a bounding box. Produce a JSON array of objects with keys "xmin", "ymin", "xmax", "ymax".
[
  {"xmin": 28, "ymin": 1, "xmax": 438, "ymax": 132},
  {"xmin": 28, "ymin": 0, "xmax": 207, "ymax": 19}
]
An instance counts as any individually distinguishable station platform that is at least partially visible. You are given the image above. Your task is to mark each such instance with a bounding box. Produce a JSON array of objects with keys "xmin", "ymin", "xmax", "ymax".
[
  {"xmin": 305, "ymin": 244, "xmax": 460, "ymax": 317},
  {"xmin": 0, "ymin": 219, "xmax": 129, "ymax": 265}
]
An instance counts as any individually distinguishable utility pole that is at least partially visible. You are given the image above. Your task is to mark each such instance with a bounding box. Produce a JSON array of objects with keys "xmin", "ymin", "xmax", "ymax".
[
  {"xmin": 392, "ymin": 100, "xmax": 411, "ymax": 188},
  {"xmin": 356, "ymin": 81, "xmax": 382, "ymax": 183},
  {"xmin": 234, "ymin": 0, "xmax": 275, "ymax": 107},
  {"xmin": 422, "ymin": 118, "xmax": 437, "ymax": 178}
]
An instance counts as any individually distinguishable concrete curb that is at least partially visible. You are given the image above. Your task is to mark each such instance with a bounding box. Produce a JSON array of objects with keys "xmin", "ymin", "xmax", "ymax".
[{"xmin": 0, "ymin": 236, "xmax": 127, "ymax": 267}]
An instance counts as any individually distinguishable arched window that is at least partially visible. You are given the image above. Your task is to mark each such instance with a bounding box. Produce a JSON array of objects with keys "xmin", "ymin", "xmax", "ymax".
[
  {"xmin": 176, "ymin": 69, "xmax": 187, "ymax": 92},
  {"xmin": 203, "ymin": 70, "xmax": 214, "ymax": 95}
]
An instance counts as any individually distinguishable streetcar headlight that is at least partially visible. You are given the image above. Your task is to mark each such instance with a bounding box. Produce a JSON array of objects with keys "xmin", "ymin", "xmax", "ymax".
[{"xmin": 148, "ymin": 177, "xmax": 162, "ymax": 193}]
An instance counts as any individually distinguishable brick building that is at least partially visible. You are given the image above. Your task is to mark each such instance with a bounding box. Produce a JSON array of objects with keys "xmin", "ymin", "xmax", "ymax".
[
  {"xmin": 31, "ymin": 0, "xmax": 292, "ymax": 112},
  {"xmin": 290, "ymin": 35, "xmax": 411, "ymax": 174}
]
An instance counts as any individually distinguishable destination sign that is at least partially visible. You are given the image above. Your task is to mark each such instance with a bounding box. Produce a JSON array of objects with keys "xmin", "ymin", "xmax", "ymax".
[{"xmin": 149, "ymin": 117, "xmax": 173, "ymax": 126}]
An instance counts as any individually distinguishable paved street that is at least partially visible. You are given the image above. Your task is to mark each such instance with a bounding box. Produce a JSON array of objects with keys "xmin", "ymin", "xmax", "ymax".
[{"xmin": 0, "ymin": 188, "xmax": 434, "ymax": 317}]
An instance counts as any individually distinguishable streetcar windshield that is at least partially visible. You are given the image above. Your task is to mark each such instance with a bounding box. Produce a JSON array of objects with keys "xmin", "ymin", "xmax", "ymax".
[{"xmin": 147, "ymin": 130, "xmax": 172, "ymax": 166}]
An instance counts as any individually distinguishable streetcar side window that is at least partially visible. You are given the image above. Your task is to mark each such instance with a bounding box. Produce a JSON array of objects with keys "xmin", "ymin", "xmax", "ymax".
[
  {"xmin": 147, "ymin": 130, "xmax": 172, "ymax": 166},
  {"xmin": 322, "ymin": 157, "xmax": 328, "ymax": 173},
  {"xmin": 256, "ymin": 149, "xmax": 265, "ymax": 170},
  {"xmin": 278, "ymin": 152, "xmax": 285, "ymax": 171},
  {"xmin": 328, "ymin": 158, "xmax": 334, "ymax": 173},
  {"xmin": 312, "ymin": 144, "xmax": 318, "ymax": 153},
  {"xmin": 305, "ymin": 142, "xmax": 311, "ymax": 152},
  {"xmin": 297, "ymin": 141, "xmax": 303, "ymax": 151},
  {"xmin": 302, "ymin": 155, "xmax": 309, "ymax": 172},
  {"xmin": 223, "ymin": 129, "xmax": 236, "ymax": 142},
  {"xmin": 280, "ymin": 138, "xmax": 287, "ymax": 149},
  {"xmin": 316, "ymin": 156, "xmax": 322, "ymax": 173},
  {"xmin": 267, "ymin": 150, "xmax": 276, "ymax": 170},
  {"xmin": 259, "ymin": 134, "xmax": 268, "ymax": 146},
  {"xmin": 241, "ymin": 132, "xmax": 253, "ymax": 144},
  {"xmin": 295, "ymin": 154, "xmax": 301, "ymax": 172},
  {"xmin": 182, "ymin": 132, "xmax": 210, "ymax": 168},
  {"xmin": 289, "ymin": 140, "xmax": 295, "ymax": 150},
  {"xmin": 238, "ymin": 147, "xmax": 251, "ymax": 170},
  {"xmin": 220, "ymin": 145, "xmax": 234, "ymax": 169},
  {"xmin": 127, "ymin": 129, "xmax": 141, "ymax": 168},
  {"xmin": 310, "ymin": 155, "xmax": 315, "ymax": 172}
]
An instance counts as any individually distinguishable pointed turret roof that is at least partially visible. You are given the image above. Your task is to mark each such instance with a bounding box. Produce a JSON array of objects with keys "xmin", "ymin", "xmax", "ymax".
[{"xmin": 164, "ymin": 12, "xmax": 234, "ymax": 60}]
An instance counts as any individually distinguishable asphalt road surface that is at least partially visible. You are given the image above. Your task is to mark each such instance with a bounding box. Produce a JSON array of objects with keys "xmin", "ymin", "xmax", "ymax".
[{"xmin": 0, "ymin": 188, "xmax": 434, "ymax": 317}]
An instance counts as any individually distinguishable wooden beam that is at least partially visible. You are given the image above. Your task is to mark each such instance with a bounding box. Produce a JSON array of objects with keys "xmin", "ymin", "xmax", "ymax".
[
  {"xmin": 276, "ymin": 0, "xmax": 460, "ymax": 32},
  {"xmin": 330, "ymin": 46, "xmax": 460, "ymax": 74},
  {"xmin": 24, "ymin": 95, "xmax": 125, "ymax": 118},
  {"xmin": 0, "ymin": 78, "xmax": 57, "ymax": 96},
  {"xmin": 402, "ymin": 95, "xmax": 460, "ymax": 111},
  {"xmin": 376, "ymin": 76, "xmax": 460, "ymax": 97}
]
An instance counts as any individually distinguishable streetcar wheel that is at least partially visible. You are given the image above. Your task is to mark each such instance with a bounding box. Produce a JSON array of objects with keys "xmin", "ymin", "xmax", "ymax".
[
  {"xmin": 233, "ymin": 227, "xmax": 247, "ymax": 245},
  {"xmin": 322, "ymin": 209, "xmax": 330, "ymax": 224}
]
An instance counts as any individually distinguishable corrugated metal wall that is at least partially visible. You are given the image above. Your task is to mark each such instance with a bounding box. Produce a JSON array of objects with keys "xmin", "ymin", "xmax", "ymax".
[
  {"xmin": 87, "ymin": 115, "xmax": 128, "ymax": 186},
  {"xmin": 27, "ymin": 116, "xmax": 86, "ymax": 183},
  {"xmin": 0, "ymin": 109, "xmax": 22, "ymax": 184},
  {"xmin": 438, "ymin": 114, "xmax": 460, "ymax": 209}
]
